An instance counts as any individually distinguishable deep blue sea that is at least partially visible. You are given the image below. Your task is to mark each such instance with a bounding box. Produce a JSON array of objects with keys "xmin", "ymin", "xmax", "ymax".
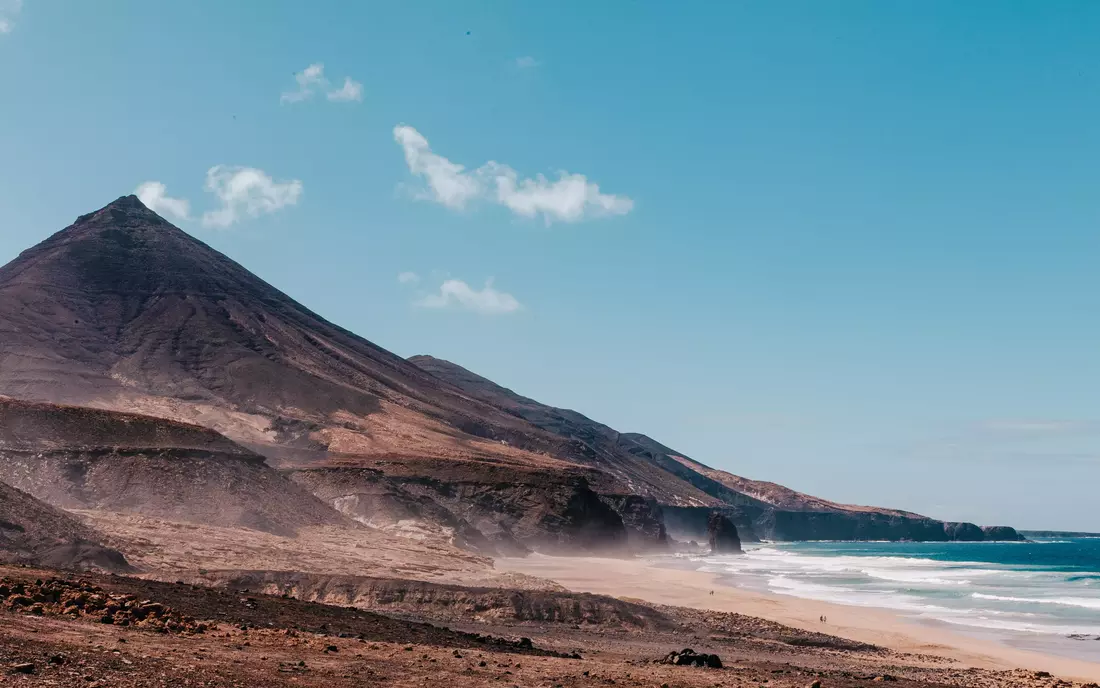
[{"xmin": 689, "ymin": 538, "xmax": 1100, "ymax": 660}]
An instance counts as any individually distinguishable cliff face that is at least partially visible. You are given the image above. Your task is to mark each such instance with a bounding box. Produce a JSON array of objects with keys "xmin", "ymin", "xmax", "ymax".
[{"xmin": 290, "ymin": 467, "xmax": 638, "ymax": 556}]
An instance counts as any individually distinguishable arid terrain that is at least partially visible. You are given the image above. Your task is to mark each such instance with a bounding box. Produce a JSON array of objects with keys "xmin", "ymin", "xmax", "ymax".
[{"xmin": 0, "ymin": 563, "xmax": 1091, "ymax": 688}]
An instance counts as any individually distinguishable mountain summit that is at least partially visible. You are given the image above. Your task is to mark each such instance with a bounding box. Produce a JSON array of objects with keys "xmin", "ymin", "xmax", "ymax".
[{"xmin": 0, "ymin": 195, "xmax": 549, "ymax": 467}]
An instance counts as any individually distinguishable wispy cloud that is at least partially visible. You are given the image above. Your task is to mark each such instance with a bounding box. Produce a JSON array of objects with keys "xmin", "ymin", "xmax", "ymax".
[
  {"xmin": 201, "ymin": 166, "xmax": 303, "ymax": 228},
  {"xmin": 0, "ymin": 0, "xmax": 22, "ymax": 34},
  {"xmin": 327, "ymin": 77, "xmax": 363, "ymax": 102},
  {"xmin": 393, "ymin": 124, "xmax": 633, "ymax": 225},
  {"xmin": 483, "ymin": 162, "xmax": 635, "ymax": 223},
  {"xmin": 415, "ymin": 278, "xmax": 522, "ymax": 315},
  {"xmin": 281, "ymin": 63, "xmax": 327, "ymax": 104},
  {"xmin": 397, "ymin": 271, "xmax": 420, "ymax": 285},
  {"xmin": 515, "ymin": 56, "xmax": 541, "ymax": 69},
  {"xmin": 393, "ymin": 125, "xmax": 482, "ymax": 210},
  {"xmin": 979, "ymin": 419, "xmax": 1088, "ymax": 434},
  {"xmin": 281, "ymin": 63, "xmax": 362, "ymax": 104},
  {"xmin": 134, "ymin": 181, "xmax": 191, "ymax": 221}
]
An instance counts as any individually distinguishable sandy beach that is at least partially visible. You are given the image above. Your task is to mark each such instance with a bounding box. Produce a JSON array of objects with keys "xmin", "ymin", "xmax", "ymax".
[{"xmin": 498, "ymin": 553, "xmax": 1100, "ymax": 683}]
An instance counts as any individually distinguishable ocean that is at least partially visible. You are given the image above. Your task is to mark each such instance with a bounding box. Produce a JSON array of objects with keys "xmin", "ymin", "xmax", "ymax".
[{"xmin": 689, "ymin": 538, "xmax": 1100, "ymax": 661}]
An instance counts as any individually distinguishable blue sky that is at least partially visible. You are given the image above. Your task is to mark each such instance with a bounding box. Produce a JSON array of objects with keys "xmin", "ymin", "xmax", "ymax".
[{"xmin": 2, "ymin": 1, "xmax": 1099, "ymax": 530}]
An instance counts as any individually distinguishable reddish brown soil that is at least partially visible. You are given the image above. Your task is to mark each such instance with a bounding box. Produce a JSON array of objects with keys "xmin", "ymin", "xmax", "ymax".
[{"xmin": 0, "ymin": 565, "xmax": 1084, "ymax": 688}]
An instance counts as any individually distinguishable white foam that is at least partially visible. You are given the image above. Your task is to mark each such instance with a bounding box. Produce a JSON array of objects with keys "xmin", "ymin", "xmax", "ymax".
[
  {"xmin": 931, "ymin": 614, "xmax": 1100, "ymax": 637},
  {"xmin": 973, "ymin": 592, "xmax": 1100, "ymax": 611}
]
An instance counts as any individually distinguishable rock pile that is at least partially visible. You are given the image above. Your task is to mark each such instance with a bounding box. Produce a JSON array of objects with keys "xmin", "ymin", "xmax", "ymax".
[
  {"xmin": 658, "ymin": 648, "xmax": 722, "ymax": 668},
  {"xmin": 0, "ymin": 577, "xmax": 210, "ymax": 634}
]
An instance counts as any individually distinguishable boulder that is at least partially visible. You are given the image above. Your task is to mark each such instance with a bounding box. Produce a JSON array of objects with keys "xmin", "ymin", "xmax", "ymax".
[{"xmin": 659, "ymin": 648, "xmax": 722, "ymax": 668}]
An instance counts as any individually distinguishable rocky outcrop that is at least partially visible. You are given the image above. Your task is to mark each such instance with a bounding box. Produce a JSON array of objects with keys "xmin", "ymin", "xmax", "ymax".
[
  {"xmin": 666, "ymin": 505, "xmax": 1021, "ymax": 543},
  {"xmin": 981, "ymin": 525, "xmax": 1025, "ymax": 541},
  {"xmin": 600, "ymin": 496, "xmax": 667, "ymax": 551},
  {"xmin": 707, "ymin": 512, "xmax": 742, "ymax": 554},
  {"xmin": 291, "ymin": 468, "xmax": 632, "ymax": 556},
  {"xmin": 943, "ymin": 522, "xmax": 985, "ymax": 541}
]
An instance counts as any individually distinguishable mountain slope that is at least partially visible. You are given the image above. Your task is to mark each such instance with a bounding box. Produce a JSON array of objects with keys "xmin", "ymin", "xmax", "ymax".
[
  {"xmin": 410, "ymin": 357, "xmax": 1023, "ymax": 542},
  {"xmin": 0, "ymin": 397, "xmax": 350, "ymax": 535},
  {"xmin": 0, "ymin": 197, "xmax": 721, "ymax": 505},
  {"xmin": 0, "ymin": 479, "xmax": 131, "ymax": 572}
]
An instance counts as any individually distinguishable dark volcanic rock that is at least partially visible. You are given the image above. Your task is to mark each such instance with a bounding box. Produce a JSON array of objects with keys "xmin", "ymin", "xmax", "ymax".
[
  {"xmin": 707, "ymin": 512, "xmax": 742, "ymax": 554},
  {"xmin": 982, "ymin": 525, "xmax": 1025, "ymax": 541},
  {"xmin": 292, "ymin": 468, "xmax": 630, "ymax": 555},
  {"xmin": 659, "ymin": 648, "xmax": 722, "ymax": 668},
  {"xmin": 943, "ymin": 522, "xmax": 985, "ymax": 541},
  {"xmin": 600, "ymin": 495, "xmax": 667, "ymax": 551}
]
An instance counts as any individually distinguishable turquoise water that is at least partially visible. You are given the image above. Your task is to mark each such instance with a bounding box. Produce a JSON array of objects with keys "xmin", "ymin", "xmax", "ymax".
[{"xmin": 690, "ymin": 539, "xmax": 1100, "ymax": 660}]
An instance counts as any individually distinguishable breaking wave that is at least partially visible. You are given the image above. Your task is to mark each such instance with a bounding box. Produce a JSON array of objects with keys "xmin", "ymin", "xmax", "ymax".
[{"xmin": 691, "ymin": 538, "xmax": 1100, "ymax": 645}]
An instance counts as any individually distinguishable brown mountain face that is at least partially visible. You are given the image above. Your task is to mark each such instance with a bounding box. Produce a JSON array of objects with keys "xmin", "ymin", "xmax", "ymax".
[
  {"xmin": 0, "ymin": 197, "xmax": 618, "ymax": 483},
  {"xmin": 0, "ymin": 196, "xmax": 1021, "ymax": 548}
]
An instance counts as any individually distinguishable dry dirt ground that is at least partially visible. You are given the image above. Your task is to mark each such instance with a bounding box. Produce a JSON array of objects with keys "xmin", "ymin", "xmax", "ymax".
[{"xmin": 0, "ymin": 565, "xmax": 1090, "ymax": 688}]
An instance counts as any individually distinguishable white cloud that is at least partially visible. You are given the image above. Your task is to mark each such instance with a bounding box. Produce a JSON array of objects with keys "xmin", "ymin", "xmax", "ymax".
[
  {"xmin": 281, "ymin": 63, "xmax": 327, "ymax": 104},
  {"xmin": 327, "ymin": 77, "xmax": 363, "ymax": 102},
  {"xmin": 393, "ymin": 125, "xmax": 483, "ymax": 210},
  {"xmin": 392, "ymin": 124, "xmax": 633, "ymax": 224},
  {"xmin": 415, "ymin": 278, "xmax": 522, "ymax": 315},
  {"xmin": 483, "ymin": 163, "xmax": 634, "ymax": 224},
  {"xmin": 134, "ymin": 181, "xmax": 191, "ymax": 221},
  {"xmin": 0, "ymin": 0, "xmax": 21, "ymax": 33},
  {"xmin": 397, "ymin": 271, "xmax": 420, "ymax": 285},
  {"xmin": 201, "ymin": 166, "xmax": 303, "ymax": 228},
  {"xmin": 282, "ymin": 63, "xmax": 362, "ymax": 105},
  {"xmin": 515, "ymin": 56, "xmax": 541, "ymax": 69}
]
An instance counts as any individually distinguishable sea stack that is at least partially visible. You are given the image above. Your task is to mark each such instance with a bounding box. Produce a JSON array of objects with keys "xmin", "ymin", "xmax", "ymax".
[{"xmin": 707, "ymin": 512, "xmax": 742, "ymax": 554}]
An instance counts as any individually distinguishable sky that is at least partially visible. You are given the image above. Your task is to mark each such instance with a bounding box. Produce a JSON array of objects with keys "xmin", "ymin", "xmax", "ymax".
[{"xmin": 2, "ymin": 1, "xmax": 1099, "ymax": 531}]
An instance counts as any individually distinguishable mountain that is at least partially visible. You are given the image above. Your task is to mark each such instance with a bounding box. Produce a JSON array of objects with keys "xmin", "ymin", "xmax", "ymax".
[{"xmin": 0, "ymin": 196, "xmax": 1021, "ymax": 548}]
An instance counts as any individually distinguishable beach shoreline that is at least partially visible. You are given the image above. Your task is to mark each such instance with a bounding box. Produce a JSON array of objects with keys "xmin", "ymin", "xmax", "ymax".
[{"xmin": 497, "ymin": 553, "xmax": 1100, "ymax": 683}]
